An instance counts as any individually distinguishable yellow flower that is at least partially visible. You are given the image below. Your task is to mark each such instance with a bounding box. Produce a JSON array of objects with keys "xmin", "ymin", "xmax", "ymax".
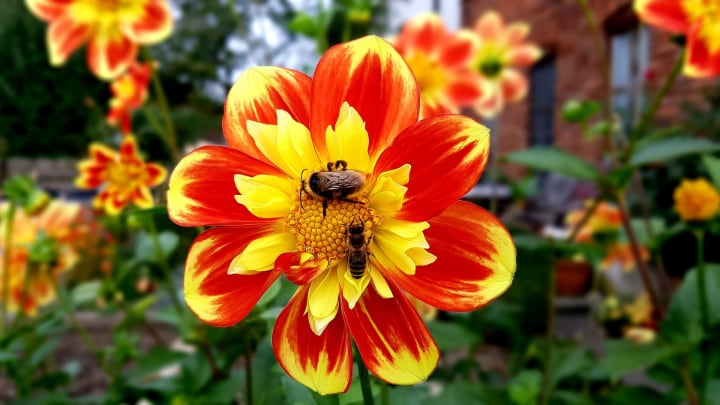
[{"xmin": 673, "ymin": 178, "xmax": 720, "ymax": 221}]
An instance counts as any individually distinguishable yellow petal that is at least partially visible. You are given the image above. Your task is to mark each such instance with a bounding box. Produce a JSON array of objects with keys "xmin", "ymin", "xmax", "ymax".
[
  {"xmin": 234, "ymin": 174, "xmax": 294, "ymax": 218},
  {"xmin": 325, "ymin": 103, "xmax": 371, "ymax": 172},
  {"xmin": 246, "ymin": 110, "xmax": 319, "ymax": 177},
  {"xmin": 307, "ymin": 269, "xmax": 340, "ymax": 321},
  {"xmin": 228, "ymin": 232, "xmax": 296, "ymax": 274}
]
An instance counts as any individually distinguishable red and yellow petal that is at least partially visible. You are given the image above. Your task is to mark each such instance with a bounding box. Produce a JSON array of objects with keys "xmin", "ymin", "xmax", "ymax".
[
  {"xmin": 384, "ymin": 201, "xmax": 515, "ymax": 312},
  {"xmin": 446, "ymin": 73, "xmax": 484, "ymax": 105},
  {"xmin": 185, "ymin": 227, "xmax": 281, "ymax": 327},
  {"xmin": 396, "ymin": 13, "xmax": 446, "ymax": 56},
  {"xmin": 47, "ymin": 16, "xmax": 91, "ymax": 66},
  {"xmin": 223, "ymin": 67, "xmax": 312, "ymax": 163},
  {"xmin": 167, "ymin": 145, "xmax": 284, "ymax": 227},
  {"xmin": 24, "ymin": 0, "xmax": 72, "ymax": 20},
  {"xmin": 167, "ymin": 146, "xmax": 282, "ymax": 226},
  {"xmin": 273, "ymin": 286, "xmax": 353, "ymax": 395},
  {"xmin": 507, "ymin": 44, "xmax": 543, "ymax": 67},
  {"xmin": 120, "ymin": 0, "xmax": 173, "ymax": 44},
  {"xmin": 684, "ymin": 23, "xmax": 720, "ymax": 78},
  {"xmin": 474, "ymin": 10, "xmax": 504, "ymax": 41},
  {"xmin": 634, "ymin": 0, "xmax": 690, "ymax": 33},
  {"xmin": 86, "ymin": 31, "xmax": 137, "ymax": 80},
  {"xmin": 375, "ymin": 115, "xmax": 489, "ymax": 222},
  {"xmin": 500, "ymin": 69, "xmax": 529, "ymax": 102},
  {"xmin": 310, "ymin": 36, "xmax": 420, "ymax": 163},
  {"xmin": 342, "ymin": 282, "xmax": 439, "ymax": 385},
  {"xmin": 130, "ymin": 185, "xmax": 153, "ymax": 209},
  {"xmin": 144, "ymin": 163, "xmax": 167, "ymax": 186},
  {"xmin": 439, "ymin": 30, "xmax": 479, "ymax": 69}
]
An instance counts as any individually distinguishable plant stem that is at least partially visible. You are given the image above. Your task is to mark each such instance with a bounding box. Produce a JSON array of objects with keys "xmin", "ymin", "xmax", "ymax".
[
  {"xmin": 539, "ymin": 260, "xmax": 556, "ymax": 405},
  {"xmin": 625, "ymin": 52, "xmax": 684, "ymax": 160},
  {"xmin": 613, "ymin": 194, "xmax": 663, "ymax": 317},
  {"xmin": 1, "ymin": 202, "xmax": 16, "ymax": 334},
  {"xmin": 680, "ymin": 359, "xmax": 700, "ymax": 405},
  {"xmin": 141, "ymin": 47, "xmax": 181, "ymax": 163},
  {"xmin": 245, "ymin": 349, "xmax": 254, "ymax": 405},
  {"xmin": 356, "ymin": 349, "xmax": 375, "ymax": 405},
  {"xmin": 695, "ymin": 230, "xmax": 710, "ymax": 405},
  {"xmin": 380, "ymin": 378, "xmax": 390, "ymax": 405},
  {"xmin": 568, "ymin": 196, "xmax": 601, "ymax": 242},
  {"xmin": 147, "ymin": 219, "xmax": 184, "ymax": 317},
  {"xmin": 50, "ymin": 276, "xmax": 112, "ymax": 376}
]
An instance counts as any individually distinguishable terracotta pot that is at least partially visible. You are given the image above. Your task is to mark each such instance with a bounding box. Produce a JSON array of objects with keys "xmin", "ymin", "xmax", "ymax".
[{"xmin": 554, "ymin": 258, "xmax": 593, "ymax": 296}]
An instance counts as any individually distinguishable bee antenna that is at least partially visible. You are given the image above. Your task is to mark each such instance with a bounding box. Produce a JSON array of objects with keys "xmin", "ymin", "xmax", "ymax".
[{"xmin": 299, "ymin": 168, "xmax": 308, "ymax": 212}]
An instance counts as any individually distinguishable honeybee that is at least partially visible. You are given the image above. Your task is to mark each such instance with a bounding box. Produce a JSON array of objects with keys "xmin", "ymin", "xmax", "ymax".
[
  {"xmin": 345, "ymin": 218, "xmax": 371, "ymax": 279},
  {"xmin": 301, "ymin": 160, "xmax": 367, "ymax": 217}
]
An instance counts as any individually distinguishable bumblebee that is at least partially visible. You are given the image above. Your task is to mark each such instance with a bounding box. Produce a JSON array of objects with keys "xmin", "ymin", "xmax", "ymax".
[
  {"xmin": 345, "ymin": 218, "xmax": 371, "ymax": 279},
  {"xmin": 301, "ymin": 160, "xmax": 367, "ymax": 217}
]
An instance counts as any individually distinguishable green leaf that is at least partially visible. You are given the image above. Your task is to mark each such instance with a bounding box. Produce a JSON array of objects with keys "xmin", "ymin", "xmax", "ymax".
[
  {"xmin": 289, "ymin": 13, "xmax": 319, "ymax": 37},
  {"xmin": 71, "ymin": 281, "xmax": 102, "ymax": 306},
  {"xmin": 426, "ymin": 321, "xmax": 479, "ymax": 352},
  {"xmin": 562, "ymin": 99, "xmax": 601, "ymax": 123},
  {"xmin": 503, "ymin": 147, "xmax": 599, "ymax": 181},
  {"xmin": 600, "ymin": 386, "xmax": 671, "ymax": 405},
  {"xmin": 661, "ymin": 264, "xmax": 720, "ymax": 344},
  {"xmin": 629, "ymin": 137, "xmax": 720, "ymax": 167},
  {"xmin": 702, "ymin": 154, "xmax": 720, "ymax": 190},
  {"xmin": 507, "ymin": 370, "xmax": 542, "ymax": 405},
  {"xmin": 135, "ymin": 231, "xmax": 180, "ymax": 262},
  {"xmin": 548, "ymin": 346, "xmax": 591, "ymax": 387},
  {"xmin": 125, "ymin": 347, "xmax": 188, "ymax": 391},
  {"xmin": 595, "ymin": 339, "xmax": 677, "ymax": 379}
]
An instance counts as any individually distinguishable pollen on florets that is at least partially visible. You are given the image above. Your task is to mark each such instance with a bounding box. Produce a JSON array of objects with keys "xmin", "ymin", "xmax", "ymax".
[{"xmin": 285, "ymin": 194, "xmax": 376, "ymax": 262}]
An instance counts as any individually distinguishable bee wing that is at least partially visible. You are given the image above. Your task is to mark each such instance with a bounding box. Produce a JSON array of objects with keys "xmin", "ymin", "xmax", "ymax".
[{"xmin": 320, "ymin": 171, "xmax": 365, "ymax": 190}]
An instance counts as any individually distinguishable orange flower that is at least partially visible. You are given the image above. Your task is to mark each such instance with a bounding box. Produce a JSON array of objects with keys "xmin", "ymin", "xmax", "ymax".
[
  {"xmin": 167, "ymin": 36, "xmax": 516, "ymax": 394},
  {"xmin": 599, "ymin": 242, "xmax": 650, "ymax": 272},
  {"xmin": 391, "ymin": 13, "xmax": 483, "ymax": 118},
  {"xmin": 25, "ymin": 0, "xmax": 173, "ymax": 80},
  {"xmin": 635, "ymin": 0, "xmax": 720, "ymax": 77},
  {"xmin": 565, "ymin": 201, "xmax": 623, "ymax": 243},
  {"xmin": 0, "ymin": 201, "xmax": 82, "ymax": 316},
  {"xmin": 673, "ymin": 178, "xmax": 720, "ymax": 221},
  {"xmin": 468, "ymin": 11, "xmax": 542, "ymax": 118},
  {"xmin": 107, "ymin": 61, "xmax": 153, "ymax": 134},
  {"xmin": 75, "ymin": 135, "xmax": 166, "ymax": 215}
]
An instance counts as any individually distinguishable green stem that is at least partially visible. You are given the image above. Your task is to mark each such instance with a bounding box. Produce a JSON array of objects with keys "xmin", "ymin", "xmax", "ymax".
[
  {"xmin": 624, "ymin": 52, "xmax": 684, "ymax": 159},
  {"xmin": 1, "ymin": 202, "xmax": 16, "ymax": 334},
  {"xmin": 245, "ymin": 349, "xmax": 254, "ymax": 405},
  {"xmin": 695, "ymin": 230, "xmax": 710, "ymax": 405},
  {"xmin": 356, "ymin": 349, "xmax": 375, "ymax": 405},
  {"xmin": 680, "ymin": 358, "xmax": 700, "ymax": 405},
  {"xmin": 50, "ymin": 277, "xmax": 112, "ymax": 376},
  {"xmin": 147, "ymin": 219, "xmax": 184, "ymax": 317},
  {"xmin": 539, "ymin": 260, "xmax": 556, "ymax": 405},
  {"xmin": 141, "ymin": 47, "xmax": 181, "ymax": 163},
  {"xmin": 380, "ymin": 379, "xmax": 389, "ymax": 405}
]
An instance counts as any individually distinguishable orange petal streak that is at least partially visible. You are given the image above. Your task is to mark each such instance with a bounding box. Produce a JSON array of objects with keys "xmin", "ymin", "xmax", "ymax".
[
  {"xmin": 634, "ymin": 0, "xmax": 690, "ymax": 33},
  {"xmin": 25, "ymin": 0, "xmax": 73, "ymax": 20},
  {"xmin": 273, "ymin": 286, "xmax": 353, "ymax": 395},
  {"xmin": 167, "ymin": 145, "xmax": 284, "ymax": 227},
  {"xmin": 121, "ymin": 0, "xmax": 173, "ymax": 44},
  {"xmin": 385, "ymin": 201, "xmax": 516, "ymax": 311},
  {"xmin": 47, "ymin": 16, "xmax": 90, "ymax": 66},
  {"xmin": 684, "ymin": 22, "xmax": 720, "ymax": 78},
  {"xmin": 223, "ymin": 67, "xmax": 311, "ymax": 163},
  {"xmin": 185, "ymin": 227, "xmax": 281, "ymax": 327},
  {"xmin": 86, "ymin": 33, "xmax": 137, "ymax": 80},
  {"xmin": 310, "ymin": 36, "xmax": 420, "ymax": 162},
  {"xmin": 342, "ymin": 282, "xmax": 439, "ymax": 385},
  {"xmin": 375, "ymin": 115, "xmax": 489, "ymax": 222}
]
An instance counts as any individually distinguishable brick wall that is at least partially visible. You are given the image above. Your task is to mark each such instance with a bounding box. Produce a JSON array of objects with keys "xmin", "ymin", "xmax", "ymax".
[{"xmin": 463, "ymin": 0, "xmax": 716, "ymax": 178}]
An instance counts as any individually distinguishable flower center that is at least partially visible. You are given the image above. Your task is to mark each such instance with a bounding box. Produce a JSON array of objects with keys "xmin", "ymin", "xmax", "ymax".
[
  {"xmin": 107, "ymin": 160, "xmax": 143, "ymax": 188},
  {"xmin": 478, "ymin": 58, "xmax": 503, "ymax": 78},
  {"xmin": 285, "ymin": 193, "xmax": 379, "ymax": 263}
]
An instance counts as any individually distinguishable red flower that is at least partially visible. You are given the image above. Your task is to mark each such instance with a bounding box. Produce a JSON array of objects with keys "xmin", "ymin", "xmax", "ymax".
[
  {"xmin": 25, "ymin": 0, "xmax": 172, "ymax": 79},
  {"xmin": 391, "ymin": 13, "xmax": 483, "ymax": 118},
  {"xmin": 635, "ymin": 0, "xmax": 720, "ymax": 77},
  {"xmin": 106, "ymin": 62, "xmax": 153, "ymax": 134},
  {"xmin": 167, "ymin": 36, "xmax": 516, "ymax": 394},
  {"xmin": 75, "ymin": 135, "xmax": 166, "ymax": 215}
]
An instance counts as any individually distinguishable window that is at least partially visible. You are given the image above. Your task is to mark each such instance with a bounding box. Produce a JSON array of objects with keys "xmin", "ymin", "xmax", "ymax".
[{"xmin": 528, "ymin": 55, "xmax": 556, "ymax": 147}]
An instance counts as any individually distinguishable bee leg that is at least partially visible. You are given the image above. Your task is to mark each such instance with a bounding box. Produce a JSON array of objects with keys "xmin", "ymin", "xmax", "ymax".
[
  {"xmin": 341, "ymin": 198, "xmax": 361, "ymax": 205},
  {"xmin": 335, "ymin": 160, "xmax": 347, "ymax": 171},
  {"xmin": 322, "ymin": 199, "xmax": 328, "ymax": 218},
  {"xmin": 326, "ymin": 162, "xmax": 334, "ymax": 171}
]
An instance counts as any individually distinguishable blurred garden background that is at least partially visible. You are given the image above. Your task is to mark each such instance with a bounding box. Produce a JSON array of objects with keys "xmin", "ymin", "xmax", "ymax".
[{"xmin": 2, "ymin": 0, "xmax": 720, "ymax": 404}]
